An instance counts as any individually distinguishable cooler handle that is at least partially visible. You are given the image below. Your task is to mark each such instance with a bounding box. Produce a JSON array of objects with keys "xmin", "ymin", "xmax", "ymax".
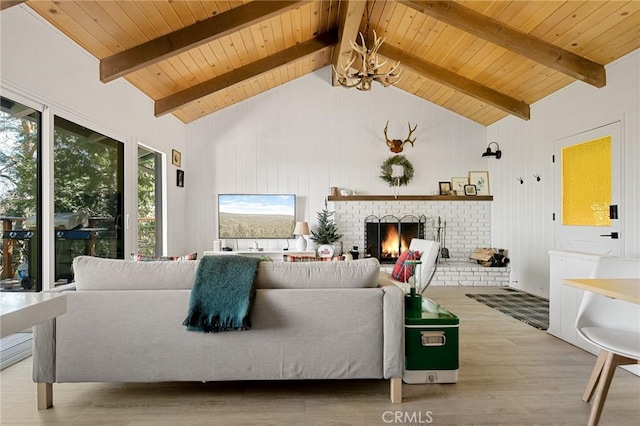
[{"xmin": 421, "ymin": 331, "xmax": 446, "ymax": 346}]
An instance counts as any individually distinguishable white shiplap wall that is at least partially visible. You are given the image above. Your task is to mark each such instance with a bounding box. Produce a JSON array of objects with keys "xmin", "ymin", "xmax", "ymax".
[
  {"xmin": 488, "ymin": 50, "xmax": 640, "ymax": 298},
  {"xmin": 186, "ymin": 67, "xmax": 488, "ymax": 254}
]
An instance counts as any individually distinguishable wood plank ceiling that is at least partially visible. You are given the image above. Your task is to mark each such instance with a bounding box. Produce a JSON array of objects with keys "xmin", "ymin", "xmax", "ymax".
[{"xmin": 11, "ymin": 0, "xmax": 640, "ymax": 125}]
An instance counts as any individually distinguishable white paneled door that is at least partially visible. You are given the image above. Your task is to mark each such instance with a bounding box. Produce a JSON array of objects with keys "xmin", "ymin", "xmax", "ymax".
[{"xmin": 553, "ymin": 121, "xmax": 622, "ymax": 256}]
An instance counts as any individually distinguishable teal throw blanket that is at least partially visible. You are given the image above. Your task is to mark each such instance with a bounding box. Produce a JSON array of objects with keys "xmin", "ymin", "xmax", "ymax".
[{"xmin": 183, "ymin": 255, "xmax": 261, "ymax": 333}]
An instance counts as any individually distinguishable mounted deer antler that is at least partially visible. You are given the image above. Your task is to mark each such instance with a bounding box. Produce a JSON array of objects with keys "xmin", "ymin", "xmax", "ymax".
[{"xmin": 383, "ymin": 121, "xmax": 417, "ymax": 153}]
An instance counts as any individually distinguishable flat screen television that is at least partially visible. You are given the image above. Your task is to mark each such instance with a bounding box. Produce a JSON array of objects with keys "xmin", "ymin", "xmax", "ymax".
[{"xmin": 218, "ymin": 194, "xmax": 296, "ymax": 239}]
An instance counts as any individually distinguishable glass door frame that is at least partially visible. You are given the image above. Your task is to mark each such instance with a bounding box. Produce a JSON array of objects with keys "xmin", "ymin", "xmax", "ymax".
[{"xmin": 0, "ymin": 90, "xmax": 44, "ymax": 291}]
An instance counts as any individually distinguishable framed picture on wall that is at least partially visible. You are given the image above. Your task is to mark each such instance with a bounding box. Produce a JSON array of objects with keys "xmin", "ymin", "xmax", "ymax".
[
  {"xmin": 176, "ymin": 169, "xmax": 184, "ymax": 187},
  {"xmin": 468, "ymin": 171, "xmax": 490, "ymax": 195},
  {"xmin": 172, "ymin": 149, "xmax": 181, "ymax": 167}
]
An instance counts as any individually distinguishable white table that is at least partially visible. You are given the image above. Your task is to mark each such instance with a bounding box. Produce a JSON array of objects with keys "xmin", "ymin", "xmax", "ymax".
[{"xmin": 0, "ymin": 292, "xmax": 67, "ymax": 338}]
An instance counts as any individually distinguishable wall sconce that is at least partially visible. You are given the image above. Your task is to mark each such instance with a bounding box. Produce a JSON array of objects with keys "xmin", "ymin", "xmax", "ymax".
[{"xmin": 482, "ymin": 142, "xmax": 502, "ymax": 159}]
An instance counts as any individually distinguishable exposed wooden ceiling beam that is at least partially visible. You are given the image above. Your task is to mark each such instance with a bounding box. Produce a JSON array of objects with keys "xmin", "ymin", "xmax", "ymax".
[
  {"xmin": 100, "ymin": 1, "xmax": 303, "ymax": 83},
  {"xmin": 0, "ymin": 1, "xmax": 26, "ymax": 11},
  {"xmin": 399, "ymin": 0, "xmax": 606, "ymax": 88},
  {"xmin": 331, "ymin": 1, "xmax": 367, "ymax": 87},
  {"xmin": 379, "ymin": 44, "xmax": 530, "ymax": 120},
  {"xmin": 155, "ymin": 32, "xmax": 339, "ymax": 117}
]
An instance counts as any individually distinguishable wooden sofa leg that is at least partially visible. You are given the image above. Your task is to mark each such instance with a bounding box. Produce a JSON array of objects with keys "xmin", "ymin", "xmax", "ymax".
[
  {"xmin": 37, "ymin": 383, "xmax": 53, "ymax": 410},
  {"xmin": 390, "ymin": 377, "xmax": 402, "ymax": 403}
]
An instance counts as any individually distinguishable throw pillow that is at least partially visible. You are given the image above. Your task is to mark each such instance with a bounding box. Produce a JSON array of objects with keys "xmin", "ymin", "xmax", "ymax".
[
  {"xmin": 391, "ymin": 250, "xmax": 421, "ymax": 282},
  {"xmin": 131, "ymin": 252, "xmax": 197, "ymax": 261}
]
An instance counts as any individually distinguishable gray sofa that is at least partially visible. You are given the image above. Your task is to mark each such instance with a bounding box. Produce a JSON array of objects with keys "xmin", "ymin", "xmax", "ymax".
[{"xmin": 33, "ymin": 256, "xmax": 404, "ymax": 408}]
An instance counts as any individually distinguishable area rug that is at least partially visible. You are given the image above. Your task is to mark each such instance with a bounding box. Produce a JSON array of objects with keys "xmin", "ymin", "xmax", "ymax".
[{"xmin": 466, "ymin": 291, "xmax": 549, "ymax": 330}]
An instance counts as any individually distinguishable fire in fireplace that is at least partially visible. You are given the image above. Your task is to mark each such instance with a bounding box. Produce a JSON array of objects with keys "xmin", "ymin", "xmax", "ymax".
[{"xmin": 365, "ymin": 215, "xmax": 426, "ymax": 264}]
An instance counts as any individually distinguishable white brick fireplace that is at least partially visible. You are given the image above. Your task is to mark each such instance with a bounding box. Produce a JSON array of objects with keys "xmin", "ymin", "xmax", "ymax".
[{"xmin": 328, "ymin": 196, "xmax": 510, "ymax": 287}]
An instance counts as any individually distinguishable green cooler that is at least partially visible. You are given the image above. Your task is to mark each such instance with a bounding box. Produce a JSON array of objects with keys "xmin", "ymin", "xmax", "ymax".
[{"xmin": 404, "ymin": 297, "xmax": 459, "ymax": 384}]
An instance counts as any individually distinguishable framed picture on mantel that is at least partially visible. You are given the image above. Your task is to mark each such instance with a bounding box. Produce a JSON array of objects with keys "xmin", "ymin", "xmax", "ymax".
[
  {"xmin": 468, "ymin": 171, "xmax": 490, "ymax": 196},
  {"xmin": 439, "ymin": 181, "xmax": 452, "ymax": 195},
  {"xmin": 451, "ymin": 177, "xmax": 468, "ymax": 195},
  {"xmin": 464, "ymin": 184, "xmax": 477, "ymax": 196}
]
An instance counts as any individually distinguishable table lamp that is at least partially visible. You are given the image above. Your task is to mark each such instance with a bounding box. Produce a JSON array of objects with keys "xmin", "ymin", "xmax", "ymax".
[{"xmin": 293, "ymin": 221, "xmax": 310, "ymax": 251}]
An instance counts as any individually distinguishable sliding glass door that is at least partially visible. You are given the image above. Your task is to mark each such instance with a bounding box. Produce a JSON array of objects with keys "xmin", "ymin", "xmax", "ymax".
[
  {"xmin": 0, "ymin": 97, "xmax": 42, "ymax": 292},
  {"xmin": 53, "ymin": 116, "xmax": 124, "ymax": 283}
]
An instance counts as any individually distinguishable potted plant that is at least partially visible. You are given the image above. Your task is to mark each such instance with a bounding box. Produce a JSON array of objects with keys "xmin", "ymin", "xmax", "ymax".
[{"xmin": 310, "ymin": 203, "xmax": 344, "ymax": 256}]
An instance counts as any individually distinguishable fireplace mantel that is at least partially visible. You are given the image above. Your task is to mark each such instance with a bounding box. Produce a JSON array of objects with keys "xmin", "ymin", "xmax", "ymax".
[{"xmin": 328, "ymin": 195, "xmax": 493, "ymax": 201}]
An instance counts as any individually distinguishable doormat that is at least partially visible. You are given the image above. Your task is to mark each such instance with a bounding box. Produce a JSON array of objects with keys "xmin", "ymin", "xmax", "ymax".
[{"xmin": 466, "ymin": 291, "xmax": 549, "ymax": 330}]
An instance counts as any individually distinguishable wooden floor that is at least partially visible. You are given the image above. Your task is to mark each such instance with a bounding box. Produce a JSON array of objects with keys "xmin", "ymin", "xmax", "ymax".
[{"xmin": 1, "ymin": 287, "xmax": 638, "ymax": 425}]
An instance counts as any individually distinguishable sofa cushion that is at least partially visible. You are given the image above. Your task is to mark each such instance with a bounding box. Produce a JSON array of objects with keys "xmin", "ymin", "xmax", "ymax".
[
  {"xmin": 73, "ymin": 256, "xmax": 199, "ymax": 291},
  {"xmin": 255, "ymin": 258, "xmax": 380, "ymax": 289}
]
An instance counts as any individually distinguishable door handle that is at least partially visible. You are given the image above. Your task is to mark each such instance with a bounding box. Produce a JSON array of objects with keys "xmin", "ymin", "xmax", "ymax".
[{"xmin": 599, "ymin": 232, "xmax": 619, "ymax": 239}]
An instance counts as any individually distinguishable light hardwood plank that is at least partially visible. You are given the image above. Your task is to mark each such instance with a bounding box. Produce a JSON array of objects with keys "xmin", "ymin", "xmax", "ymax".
[{"xmin": 75, "ymin": 1, "xmax": 137, "ymax": 50}]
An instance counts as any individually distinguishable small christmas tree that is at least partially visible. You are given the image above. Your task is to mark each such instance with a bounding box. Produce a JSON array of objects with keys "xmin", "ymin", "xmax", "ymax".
[{"xmin": 310, "ymin": 203, "xmax": 343, "ymax": 244}]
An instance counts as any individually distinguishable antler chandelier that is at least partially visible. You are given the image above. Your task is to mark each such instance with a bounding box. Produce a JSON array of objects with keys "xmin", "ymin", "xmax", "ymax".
[{"xmin": 333, "ymin": 2, "xmax": 401, "ymax": 91}]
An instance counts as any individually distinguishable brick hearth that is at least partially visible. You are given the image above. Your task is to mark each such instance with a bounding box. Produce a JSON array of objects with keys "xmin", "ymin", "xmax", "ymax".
[{"xmin": 328, "ymin": 197, "xmax": 510, "ymax": 287}]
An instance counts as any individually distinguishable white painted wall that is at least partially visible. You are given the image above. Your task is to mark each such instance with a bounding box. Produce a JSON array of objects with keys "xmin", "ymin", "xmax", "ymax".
[
  {"xmin": 488, "ymin": 50, "xmax": 640, "ymax": 298},
  {"xmin": 0, "ymin": 6, "xmax": 188, "ymax": 261},
  {"xmin": 186, "ymin": 66, "xmax": 488, "ymax": 254}
]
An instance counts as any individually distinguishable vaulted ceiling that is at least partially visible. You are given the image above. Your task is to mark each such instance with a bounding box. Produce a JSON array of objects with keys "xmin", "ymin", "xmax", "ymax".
[{"xmin": 6, "ymin": 1, "xmax": 640, "ymax": 125}]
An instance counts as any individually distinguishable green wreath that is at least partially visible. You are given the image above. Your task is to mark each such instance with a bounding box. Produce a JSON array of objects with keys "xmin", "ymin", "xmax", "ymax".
[{"xmin": 379, "ymin": 155, "xmax": 414, "ymax": 187}]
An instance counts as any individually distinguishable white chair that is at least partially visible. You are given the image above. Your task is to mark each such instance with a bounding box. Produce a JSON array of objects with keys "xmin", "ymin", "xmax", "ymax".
[
  {"xmin": 392, "ymin": 238, "xmax": 440, "ymax": 294},
  {"xmin": 575, "ymin": 256, "xmax": 640, "ymax": 426}
]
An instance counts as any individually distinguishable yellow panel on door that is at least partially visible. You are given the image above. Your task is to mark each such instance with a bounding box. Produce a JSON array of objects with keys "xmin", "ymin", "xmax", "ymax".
[{"xmin": 562, "ymin": 136, "xmax": 611, "ymax": 226}]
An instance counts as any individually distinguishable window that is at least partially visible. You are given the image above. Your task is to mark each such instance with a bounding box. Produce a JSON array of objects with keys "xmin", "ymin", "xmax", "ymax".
[
  {"xmin": 562, "ymin": 136, "xmax": 612, "ymax": 226},
  {"xmin": 137, "ymin": 145, "xmax": 163, "ymax": 256}
]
